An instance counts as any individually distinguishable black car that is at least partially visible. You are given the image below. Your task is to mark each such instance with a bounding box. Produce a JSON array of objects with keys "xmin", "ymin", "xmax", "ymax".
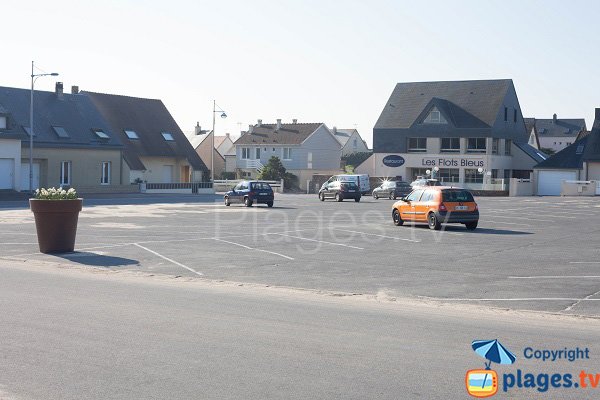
[
  {"xmin": 319, "ymin": 181, "xmax": 361, "ymax": 202},
  {"xmin": 372, "ymin": 181, "xmax": 412, "ymax": 200},
  {"xmin": 224, "ymin": 181, "xmax": 274, "ymax": 207}
]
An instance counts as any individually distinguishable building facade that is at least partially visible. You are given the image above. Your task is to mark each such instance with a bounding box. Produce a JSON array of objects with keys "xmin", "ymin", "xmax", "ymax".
[
  {"xmin": 356, "ymin": 80, "xmax": 545, "ymax": 188},
  {"xmin": 525, "ymin": 115, "xmax": 586, "ymax": 153}
]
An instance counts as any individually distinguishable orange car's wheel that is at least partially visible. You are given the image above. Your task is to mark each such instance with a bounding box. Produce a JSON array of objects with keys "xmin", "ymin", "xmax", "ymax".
[{"xmin": 392, "ymin": 209, "xmax": 403, "ymax": 226}]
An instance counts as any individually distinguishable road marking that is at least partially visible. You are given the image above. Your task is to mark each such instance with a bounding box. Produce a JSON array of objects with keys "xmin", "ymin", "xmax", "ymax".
[
  {"xmin": 509, "ymin": 276, "xmax": 600, "ymax": 279},
  {"xmin": 564, "ymin": 289, "xmax": 600, "ymax": 311},
  {"xmin": 419, "ymin": 296, "xmax": 600, "ymax": 301},
  {"xmin": 133, "ymin": 243, "xmax": 204, "ymax": 276},
  {"xmin": 334, "ymin": 229, "xmax": 421, "ymax": 242},
  {"xmin": 213, "ymin": 238, "xmax": 295, "ymax": 260},
  {"xmin": 483, "ymin": 220, "xmax": 532, "ymax": 227},
  {"xmin": 570, "ymin": 261, "xmax": 600, "ymax": 264},
  {"xmin": 273, "ymin": 233, "xmax": 364, "ymax": 250}
]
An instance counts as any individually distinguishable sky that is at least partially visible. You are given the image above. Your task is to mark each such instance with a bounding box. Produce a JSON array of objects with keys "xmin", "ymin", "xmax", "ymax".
[{"xmin": 4, "ymin": 0, "xmax": 599, "ymax": 146}]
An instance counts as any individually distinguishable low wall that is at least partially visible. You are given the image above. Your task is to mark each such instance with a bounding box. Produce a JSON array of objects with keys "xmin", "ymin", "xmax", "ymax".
[
  {"xmin": 561, "ymin": 181, "xmax": 597, "ymax": 196},
  {"xmin": 509, "ymin": 179, "xmax": 533, "ymax": 197}
]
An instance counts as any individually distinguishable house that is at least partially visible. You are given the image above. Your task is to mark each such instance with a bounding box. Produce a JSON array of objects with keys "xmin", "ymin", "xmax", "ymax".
[
  {"xmin": 331, "ymin": 127, "xmax": 369, "ymax": 156},
  {"xmin": 0, "ymin": 83, "xmax": 124, "ymax": 191},
  {"xmin": 233, "ymin": 119, "xmax": 342, "ymax": 189},
  {"xmin": 524, "ymin": 118, "xmax": 541, "ymax": 149},
  {"xmin": 188, "ymin": 131, "xmax": 226, "ymax": 179},
  {"xmin": 525, "ymin": 115, "xmax": 586, "ymax": 153},
  {"xmin": 534, "ymin": 108, "xmax": 600, "ymax": 195},
  {"xmin": 85, "ymin": 91, "xmax": 207, "ymax": 184},
  {"xmin": 356, "ymin": 79, "xmax": 546, "ymax": 187}
]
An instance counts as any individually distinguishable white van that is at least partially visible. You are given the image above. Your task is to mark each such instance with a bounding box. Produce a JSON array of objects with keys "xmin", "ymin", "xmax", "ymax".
[{"xmin": 322, "ymin": 174, "xmax": 370, "ymax": 194}]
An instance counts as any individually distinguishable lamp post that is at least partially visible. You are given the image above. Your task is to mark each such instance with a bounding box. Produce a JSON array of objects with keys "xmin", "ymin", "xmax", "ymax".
[
  {"xmin": 29, "ymin": 61, "xmax": 58, "ymax": 193},
  {"xmin": 211, "ymin": 100, "xmax": 227, "ymax": 182}
]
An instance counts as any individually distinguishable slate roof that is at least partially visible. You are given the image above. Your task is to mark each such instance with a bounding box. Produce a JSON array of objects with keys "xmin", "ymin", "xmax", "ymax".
[
  {"xmin": 526, "ymin": 116, "xmax": 586, "ymax": 138},
  {"xmin": 0, "ymin": 86, "xmax": 122, "ymax": 148},
  {"xmin": 374, "ymin": 79, "xmax": 513, "ymax": 129},
  {"xmin": 234, "ymin": 123, "xmax": 323, "ymax": 145},
  {"xmin": 514, "ymin": 142, "xmax": 548, "ymax": 163},
  {"xmin": 84, "ymin": 91, "xmax": 207, "ymax": 171},
  {"xmin": 534, "ymin": 136, "xmax": 589, "ymax": 169},
  {"xmin": 333, "ymin": 129, "xmax": 354, "ymax": 146},
  {"xmin": 582, "ymin": 109, "xmax": 600, "ymax": 162}
]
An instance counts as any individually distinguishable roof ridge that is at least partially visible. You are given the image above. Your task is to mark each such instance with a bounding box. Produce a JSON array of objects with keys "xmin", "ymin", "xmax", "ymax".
[{"xmin": 83, "ymin": 90, "xmax": 162, "ymax": 102}]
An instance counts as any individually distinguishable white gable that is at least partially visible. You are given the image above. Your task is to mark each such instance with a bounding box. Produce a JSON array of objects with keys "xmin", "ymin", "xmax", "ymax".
[{"xmin": 423, "ymin": 107, "xmax": 447, "ymax": 124}]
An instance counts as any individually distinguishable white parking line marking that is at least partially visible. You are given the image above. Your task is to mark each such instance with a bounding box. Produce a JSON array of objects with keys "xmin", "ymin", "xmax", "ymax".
[
  {"xmin": 213, "ymin": 238, "xmax": 295, "ymax": 260},
  {"xmin": 334, "ymin": 229, "xmax": 421, "ymax": 242},
  {"xmin": 273, "ymin": 233, "xmax": 364, "ymax": 250},
  {"xmin": 509, "ymin": 276, "xmax": 600, "ymax": 279},
  {"xmin": 419, "ymin": 296, "xmax": 600, "ymax": 301},
  {"xmin": 483, "ymin": 220, "xmax": 532, "ymax": 227},
  {"xmin": 133, "ymin": 243, "xmax": 204, "ymax": 276},
  {"xmin": 570, "ymin": 262, "xmax": 600, "ymax": 264}
]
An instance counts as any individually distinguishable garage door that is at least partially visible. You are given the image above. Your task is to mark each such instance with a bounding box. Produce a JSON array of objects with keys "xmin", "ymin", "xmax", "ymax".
[
  {"xmin": 0, "ymin": 159, "xmax": 14, "ymax": 189},
  {"xmin": 537, "ymin": 170, "xmax": 577, "ymax": 196}
]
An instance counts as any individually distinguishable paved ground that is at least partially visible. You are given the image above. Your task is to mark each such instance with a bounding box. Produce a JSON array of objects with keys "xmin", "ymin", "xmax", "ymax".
[
  {"xmin": 1, "ymin": 193, "xmax": 599, "ymax": 316},
  {"xmin": 1, "ymin": 263, "xmax": 599, "ymax": 400}
]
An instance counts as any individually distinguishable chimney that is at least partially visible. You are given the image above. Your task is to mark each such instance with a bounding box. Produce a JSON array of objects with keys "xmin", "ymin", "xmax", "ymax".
[
  {"xmin": 194, "ymin": 122, "xmax": 202, "ymax": 135},
  {"xmin": 55, "ymin": 82, "xmax": 64, "ymax": 99},
  {"xmin": 257, "ymin": 119, "xmax": 262, "ymax": 127},
  {"xmin": 292, "ymin": 118, "xmax": 297, "ymax": 124},
  {"xmin": 248, "ymin": 124, "xmax": 254, "ymax": 134},
  {"xmin": 71, "ymin": 85, "xmax": 79, "ymax": 94},
  {"xmin": 332, "ymin": 126, "xmax": 337, "ymax": 134},
  {"xmin": 225, "ymin": 133, "xmax": 230, "ymax": 138},
  {"xmin": 276, "ymin": 119, "xmax": 282, "ymax": 130},
  {"xmin": 553, "ymin": 113, "xmax": 557, "ymax": 123},
  {"xmin": 595, "ymin": 108, "xmax": 600, "ymax": 120}
]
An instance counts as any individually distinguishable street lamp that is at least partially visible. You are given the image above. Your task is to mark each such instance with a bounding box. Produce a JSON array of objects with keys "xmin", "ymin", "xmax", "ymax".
[
  {"xmin": 426, "ymin": 166, "xmax": 440, "ymax": 179},
  {"xmin": 29, "ymin": 61, "xmax": 58, "ymax": 193},
  {"xmin": 211, "ymin": 100, "xmax": 227, "ymax": 182}
]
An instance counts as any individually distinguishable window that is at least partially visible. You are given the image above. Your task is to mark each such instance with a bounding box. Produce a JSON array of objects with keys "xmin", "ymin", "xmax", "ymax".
[
  {"xmin": 420, "ymin": 190, "xmax": 435, "ymax": 202},
  {"xmin": 52, "ymin": 126, "xmax": 70, "ymax": 138},
  {"xmin": 491, "ymin": 169, "xmax": 499, "ymax": 179},
  {"xmin": 23, "ymin": 127, "xmax": 34, "ymax": 136},
  {"xmin": 504, "ymin": 169, "xmax": 511, "ymax": 180},
  {"xmin": 467, "ymin": 138, "xmax": 486, "ymax": 153},
  {"xmin": 464, "ymin": 169, "xmax": 483, "ymax": 183},
  {"xmin": 513, "ymin": 109, "xmax": 518, "ymax": 123},
  {"xmin": 438, "ymin": 168, "xmax": 459, "ymax": 183},
  {"xmin": 353, "ymin": 138, "xmax": 358, "ymax": 148},
  {"xmin": 440, "ymin": 138, "xmax": 460, "ymax": 153},
  {"xmin": 125, "ymin": 130, "xmax": 139, "ymax": 139},
  {"xmin": 442, "ymin": 190, "xmax": 474, "ymax": 202},
  {"xmin": 255, "ymin": 148, "xmax": 261, "ymax": 159},
  {"xmin": 408, "ymin": 137, "xmax": 427, "ymax": 152},
  {"xmin": 101, "ymin": 161, "xmax": 111, "ymax": 185},
  {"xmin": 283, "ymin": 147, "xmax": 292, "ymax": 160},
  {"xmin": 492, "ymin": 138, "xmax": 499, "ymax": 154},
  {"xmin": 161, "ymin": 132, "xmax": 174, "ymax": 141},
  {"xmin": 505, "ymin": 139, "xmax": 512, "ymax": 155},
  {"xmin": 0, "ymin": 116, "xmax": 6, "ymax": 129},
  {"xmin": 93, "ymin": 129, "xmax": 110, "ymax": 139},
  {"xmin": 406, "ymin": 189, "xmax": 424, "ymax": 202},
  {"xmin": 241, "ymin": 148, "xmax": 250, "ymax": 159},
  {"xmin": 60, "ymin": 161, "xmax": 71, "ymax": 186},
  {"xmin": 423, "ymin": 107, "xmax": 447, "ymax": 124},
  {"xmin": 504, "ymin": 107, "xmax": 508, "ymax": 122}
]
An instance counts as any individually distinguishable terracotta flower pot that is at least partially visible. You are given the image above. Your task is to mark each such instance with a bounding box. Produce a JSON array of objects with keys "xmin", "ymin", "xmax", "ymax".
[{"xmin": 30, "ymin": 199, "xmax": 83, "ymax": 254}]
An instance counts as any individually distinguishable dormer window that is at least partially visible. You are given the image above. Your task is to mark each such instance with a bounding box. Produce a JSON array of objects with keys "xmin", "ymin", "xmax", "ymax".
[
  {"xmin": 93, "ymin": 129, "xmax": 110, "ymax": 139},
  {"xmin": 125, "ymin": 130, "xmax": 139, "ymax": 139},
  {"xmin": 0, "ymin": 116, "xmax": 6, "ymax": 129},
  {"xmin": 423, "ymin": 107, "xmax": 447, "ymax": 124},
  {"xmin": 52, "ymin": 126, "xmax": 70, "ymax": 138},
  {"xmin": 161, "ymin": 132, "xmax": 174, "ymax": 141},
  {"xmin": 23, "ymin": 127, "xmax": 35, "ymax": 136}
]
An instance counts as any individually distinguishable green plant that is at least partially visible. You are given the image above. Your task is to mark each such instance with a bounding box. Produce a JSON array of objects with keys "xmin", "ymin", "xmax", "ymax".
[
  {"xmin": 258, "ymin": 156, "xmax": 287, "ymax": 181},
  {"xmin": 34, "ymin": 187, "xmax": 78, "ymax": 200},
  {"xmin": 342, "ymin": 151, "xmax": 372, "ymax": 170}
]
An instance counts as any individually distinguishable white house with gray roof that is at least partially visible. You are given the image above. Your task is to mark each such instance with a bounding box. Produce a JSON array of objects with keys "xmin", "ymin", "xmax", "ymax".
[
  {"xmin": 524, "ymin": 115, "xmax": 586, "ymax": 153},
  {"xmin": 331, "ymin": 127, "xmax": 369, "ymax": 156},
  {"xmin": 233, "ymin": 119, "xmax": 342, "ymax": 189},
  {"xmin": 356, "ymin": 79, "xmax": 546, "ymax": 189}
]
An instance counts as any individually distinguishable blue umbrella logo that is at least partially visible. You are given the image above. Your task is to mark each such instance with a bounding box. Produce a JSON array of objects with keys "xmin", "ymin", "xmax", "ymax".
[{"xmin": 471, "ymin": 339, "xmax": 516, "ymax": 391}]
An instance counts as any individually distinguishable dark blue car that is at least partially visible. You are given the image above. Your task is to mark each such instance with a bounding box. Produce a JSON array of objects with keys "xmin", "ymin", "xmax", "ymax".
[{"xmin": 224, "ymin": 181, "xmax": 274, "ymax": 207}]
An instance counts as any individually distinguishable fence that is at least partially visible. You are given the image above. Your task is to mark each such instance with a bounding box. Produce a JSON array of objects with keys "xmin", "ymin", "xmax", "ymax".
[{"xmin": 142, "ymin": 182, "xmax": 214, "ymax": 194}]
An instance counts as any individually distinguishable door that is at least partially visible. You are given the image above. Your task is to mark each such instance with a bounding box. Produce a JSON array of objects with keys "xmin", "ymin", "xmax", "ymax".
[
  {"xmin": 21, "ymin": 163, "xmax": 40, "ymax": 191},
  {"xmin": 537, "ymin": 171, "xmax": 577, "ymax": 196},
  {"xmin": 401, "ymin": 189, "xmax": 424, "ymax": 221},
  {"xmin": 414, "ymin": 190, "xmax": 433, "ymax": 222},
  {"xmin": 0, "ymin": 159, "xmax": 14, "ymax": 189},
  {"xmin": 162, "ymin": 165, "xmax": 174, "ymax": 183}
]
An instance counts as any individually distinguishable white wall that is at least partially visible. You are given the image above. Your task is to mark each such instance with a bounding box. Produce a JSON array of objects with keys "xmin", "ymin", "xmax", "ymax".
[{"xmin": 0, "ymin": 139, "xmax": 21, "ymax": 191}]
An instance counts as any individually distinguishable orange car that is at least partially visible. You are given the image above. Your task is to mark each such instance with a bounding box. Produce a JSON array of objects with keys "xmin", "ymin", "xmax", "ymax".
[{"xmin": 391, "ymin": 187, "xmax": 479, "ymax": 230}]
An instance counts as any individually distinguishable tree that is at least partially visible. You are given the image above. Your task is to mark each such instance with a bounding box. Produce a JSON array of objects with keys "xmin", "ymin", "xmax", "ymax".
[
  {"xmin": 258, "ymin": 156, "xmax": 298, "ymax": 189},
  {"xmin": 540, "ymin": 147, "xmax": 556, "ymax": 156}
]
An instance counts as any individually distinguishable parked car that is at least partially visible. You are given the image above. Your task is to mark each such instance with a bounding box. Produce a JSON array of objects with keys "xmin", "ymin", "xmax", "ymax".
[
  {"xmin": 319, "ymin": 181, "xmax": 361, "ymax": 202},
  {"xmin": 391, "ymin": 187, "xmax": 479, "ymax": 230},
  {"xmin": 321, "ymin": 174, "xmax": 370, "ymax": 194},
  {"xmin": 372, "ymin": 181, "xmax": 412, "ymax": 200},
  {"xmin": 224, "ymin": 181, "xmax": 274, "ymax": 207},
  {"xmin": 410, "ymin": 178, "xmax": 441, "ymax": 187}
]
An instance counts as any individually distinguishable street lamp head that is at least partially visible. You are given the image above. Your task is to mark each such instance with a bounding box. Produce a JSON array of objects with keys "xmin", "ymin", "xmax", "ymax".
[
  {"xmin": 50, "ymin": 73, "xmax": 59, "ymax": 76},
  {"xmin": 433, "ymin": 166, "xmax": 439, "ymax": 172},
  {"xmin": 426, "ymin": 169, "xmax": 431, "ymax": 175},
  {"xmin": 220, "ymin": 112, "xmax": 227, "ymax": 119},
  {"xmin": 477, "ymin": 167, "xmax": 484, "ymax": 173}
]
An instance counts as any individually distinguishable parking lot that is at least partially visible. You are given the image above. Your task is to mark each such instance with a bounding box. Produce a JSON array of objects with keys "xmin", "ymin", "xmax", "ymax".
[{"xmin": 1, "ymin": 193, "xmax": 600, "ymax": 316}]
